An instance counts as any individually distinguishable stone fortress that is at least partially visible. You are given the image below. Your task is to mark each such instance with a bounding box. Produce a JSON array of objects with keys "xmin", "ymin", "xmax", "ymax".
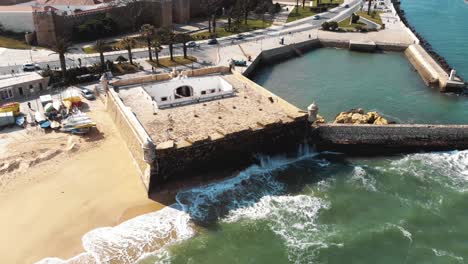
[{"xmin": 0, "ymin": 0, "xmax": 200, "ymax": 47}]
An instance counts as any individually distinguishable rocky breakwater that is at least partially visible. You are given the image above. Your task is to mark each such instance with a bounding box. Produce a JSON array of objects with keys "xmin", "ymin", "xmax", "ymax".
[{"xmin": 334, "ymin": 108, "xmax": 391, "ymax": 125}]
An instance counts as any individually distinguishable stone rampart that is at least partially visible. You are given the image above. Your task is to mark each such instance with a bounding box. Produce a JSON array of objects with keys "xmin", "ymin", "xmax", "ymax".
[
  {"xmin": 313, "ymin": 124, "xmax": 468, "ymax": 154},
  {"xmin": 106, "ymin": 88, "xmax": 153, "ymax": 191}
]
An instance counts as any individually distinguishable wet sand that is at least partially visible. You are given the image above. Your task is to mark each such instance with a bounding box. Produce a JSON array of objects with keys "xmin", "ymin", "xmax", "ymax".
[{"xmin": 0, "ymin": 99, "xmax": 165, "ymax": 264}]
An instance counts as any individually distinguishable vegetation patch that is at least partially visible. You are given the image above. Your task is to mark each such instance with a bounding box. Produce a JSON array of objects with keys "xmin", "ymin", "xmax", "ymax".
[
  {"xmin": 191, "ymin": 19, "xmax": 272, "ymax": 39},
  {"xmin": 147, "ymin": 56, "xmax": 198, "ymax": 68},
  {"xmin": 356, "ymin": 11, "xmax": 383, "ymax": 25},
  {"xmin": 337, "ymin": 16, "xmax": 366, "ymax": 30},
  {"xmin": 287, "ymin": 7, "xmax": 316, "ymax": 22},
  {"xmin": 311, "ymin": 0, "xmax": 344, "ymax": 7},
  {"xmin": 0, "ymin": 36, "xmax": 30, "ymax": 49}
]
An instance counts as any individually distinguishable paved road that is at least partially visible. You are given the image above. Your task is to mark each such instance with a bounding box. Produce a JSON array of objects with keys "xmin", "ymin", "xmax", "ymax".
[{"xmin": 0, "ymin": 0, "xmax": 361, "ymax": 74}]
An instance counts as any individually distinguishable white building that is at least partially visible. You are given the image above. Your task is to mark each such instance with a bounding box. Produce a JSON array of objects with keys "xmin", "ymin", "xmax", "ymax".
[
  {"xmin": 143, "ymin": 76, "xmax": 235, "ymax": 109},
  {"xmin": 0, "ymin": 72, "xmax": 49, "ymax": 101}
]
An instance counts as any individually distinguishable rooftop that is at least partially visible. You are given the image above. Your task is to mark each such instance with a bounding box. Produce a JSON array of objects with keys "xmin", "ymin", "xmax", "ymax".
[
  {"xmin": 0, "ymin": 72, "xmax": 44, "ymax": 89},
  {"xmin": 35, "ymin": 0, "xmax": 101, "ymax": 5},
  {"xmin": 117, "ymin": 72, "xmax": 306, "ymax": 147}
]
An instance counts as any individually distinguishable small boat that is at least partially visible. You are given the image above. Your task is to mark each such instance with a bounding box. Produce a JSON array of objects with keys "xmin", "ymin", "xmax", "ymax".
[
  {"xmin": 34, "ymin": 111, "xmax": 46, "ymax": 123},
  {"xmin": 15, "ymin": 116, "xmax": 25, "ymax": 127},
  {"xmin": 40, "ymin": 120, "xmax": 51, "ymax": 129},
  {"xmin": 71, "ymin": 127, "xmax": 90, "ymax": 134},
  {"xmin": 50, "ymin": 121, "xmax": 61, "ymax": 129}
]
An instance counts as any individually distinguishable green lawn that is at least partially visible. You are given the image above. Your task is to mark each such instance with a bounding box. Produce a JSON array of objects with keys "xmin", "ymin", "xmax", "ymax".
[
  {"xmin": 191, "ymin": 19, "xmax": 272, "ymax": 39},
  {"xmin": 287, "ymin": 7, "xmax": 316, "ymax": 22},
  {"xmin": 147, "ymin": 56, "xmax": 197, "ymax": 68},
  {"xmin": 311, "ymin": 0, "xmax": 344, "ymax": 7},
  {"xmin": 82, "ymin": 39, "xmax": 148, "ymax": 54},
  {"xmin": 338, "ymin": 16, "xmax": 367, "ymax": 30},
  {"xmin": 356, "ymin": 11, "xmax": 383, "ymax": 25},
  {"xmin": 0, "ymin": 36, "xmax": 30, "ymax": 49}
]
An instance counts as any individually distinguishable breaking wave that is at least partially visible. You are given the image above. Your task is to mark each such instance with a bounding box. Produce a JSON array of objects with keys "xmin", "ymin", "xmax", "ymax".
[
  {"xmin": 175, "ymin": 145, "xmax": 318, "ymax": 224},
  {"xmin": 349, "ymin": 166, "xmax": 377, "ymax": 192},
  {"xmin": 35, "ymin": 205, "xmax": 194, "ymax": 264},
  {"xmin": 387, "ymin": 150, "xmax": 468, "ymax": 191},
  {"xmin": 224, "ymin": 194, "xmax": 332, "ymax": 264}
]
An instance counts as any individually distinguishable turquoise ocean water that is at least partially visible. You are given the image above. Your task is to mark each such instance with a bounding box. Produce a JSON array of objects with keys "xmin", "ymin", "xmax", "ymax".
[{"xmin": 37, "ymin": 1, "xmax": 468, "ymax": 263}]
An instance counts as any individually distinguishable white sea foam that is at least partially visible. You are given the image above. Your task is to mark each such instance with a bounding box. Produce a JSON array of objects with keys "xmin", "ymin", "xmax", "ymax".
[
  {"xmin": 349, "ymin": 166, "xmax": 377, "ymax": 192},
  {"xmin": 176, "ymin": 145, "xmax": 318, "ymax": 223},
  {"xmin": 389, "ymin": 150, "xmax": 468, "ymax": 191},
  {"xmin": 224, "ymin": 194, "xmax": 331, "ymax": 264},
  {"xmin": 432, "ymin": 248, "xmax": 464, "ymax": 262},
  {"xmin": 34, "ymin": 205, "xmax": 194, "ymax": 264}
]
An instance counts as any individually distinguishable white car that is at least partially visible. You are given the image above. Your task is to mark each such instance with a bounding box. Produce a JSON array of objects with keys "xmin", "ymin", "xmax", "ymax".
[
  {"xmin": 81, "ymin": 89, "xmax": 95, "ymax": 100},
  {"xmin": 22, "ymin": 63, "xmax": 40, "ymax": 72},
  {"xmin": 313, "ymin": 15, "xmax": 321, "ymax": 20}
]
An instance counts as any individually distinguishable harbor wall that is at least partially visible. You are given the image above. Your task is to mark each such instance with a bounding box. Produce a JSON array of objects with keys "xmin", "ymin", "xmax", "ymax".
[
  {"xmin": 106, "ymin": 88, "xmax": 153, "ymax": 191},
  {"xmin": 244, "ymin": 38, "xmax": 410, "ymax": 78},
  {"xmin": 313, "ymin": 124, "xmax": 468, "ymax": 154},
  {"xmin": 404, "ymin": 44, "xmax": 441, "ymax": 87}
]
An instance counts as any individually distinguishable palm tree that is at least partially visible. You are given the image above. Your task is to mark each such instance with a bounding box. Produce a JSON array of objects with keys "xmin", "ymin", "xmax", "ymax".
[
  {"xmin": 161, "ymin": 29, "xmax": 176, "ymax": 61},
  {"xmin": 175, "ymin": 33, "xmax": 193, "ymax": 59},
  {"xmin": 141, "ymin": 24, "xmax": 155, "ymax": 61},
  {"xmin": 152, "ymin": 37, "xmax": 163, "ymax": 66},
  {"xmin": 49, "ymin": 38, "xmax": 74, "ymax": 79},
  {"xmin": 94, "ymin": 40, "xmax": 109, "ymax": 72},
  {"xmin": 118, "ymin": 37, "xmax": 136, "ymax": 64},
  {"xmin": 367, "ymin": 0, "xmax": 372, "ymax": 15}
]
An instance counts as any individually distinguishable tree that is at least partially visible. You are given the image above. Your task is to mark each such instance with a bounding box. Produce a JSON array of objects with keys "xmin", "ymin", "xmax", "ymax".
[
  {"xmin": 254, "ymin": 2, "xmax": 270, "ymax": 25},
  {"xmin": 296, "ymin": 0, "xmax": 299, "ymax": 14},
  {"xmin": 94, "ymin": 40, "xmax": 109, "ymax": 72},
  {"xmin": 118, "ymin": 37, "xmax": 136, "ymax": 64},
  {"xmin": 175, "ymin": 33, "xmax": 193, "ymax": 58},
  {"xmin": 49, "ymin": 38, "xmax": 74, "ymax": 79},
  {"xmin": 152, "ymin": 37, "xmax": 163, "ymax": 66},
  {"xmin": 163, "ymin": 29, "xmax": 176, "ymax": 61},
  {"xmin": 367, "ymin": 0, "xmax": 372, "ymax": 15},
  {"xmin": 141, "ymin": 24, "xmax": 155, "ymax": 61}
]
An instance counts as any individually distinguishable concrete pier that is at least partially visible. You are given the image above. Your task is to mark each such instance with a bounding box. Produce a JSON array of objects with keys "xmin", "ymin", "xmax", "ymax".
[{"xmin": 349, "ymin": 40, "xmax": 377, "ymax": 52}]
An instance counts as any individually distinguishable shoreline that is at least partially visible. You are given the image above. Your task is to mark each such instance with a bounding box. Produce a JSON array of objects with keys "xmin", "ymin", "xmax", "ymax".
[
  {"xmin": 0, "ymin": 99, "xmax": 165, "ymax": 264},
  {"xmin": 392, "ymin": 0, "xmax": 466, "ymax": 83}
]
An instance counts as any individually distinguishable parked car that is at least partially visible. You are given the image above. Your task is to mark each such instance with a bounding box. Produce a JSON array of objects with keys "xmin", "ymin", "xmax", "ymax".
[
  {"xmin": 80, "ymin": 88, "xmax": 95, "ymax": 100},
  {"xmin": 187, "ymin": 41, "xmax": 198, "ymax": 48},
  {"xmin": 312, "ymin": 15, "xmax": 321, "ymax": 20},
  {"xmin": 344, "ymin": 4, "xmax": 349, "ymax": 8},
  {"xmin": 22, "ymin": 63, "xmax": 40, "ymax": 72},
  {"xmin": 207, "ymin": 38, "xmax": 218, "ymax": 45},
  {"xmin": 234, "ymin": 34, "xmax": 245, "ymax": 40}
]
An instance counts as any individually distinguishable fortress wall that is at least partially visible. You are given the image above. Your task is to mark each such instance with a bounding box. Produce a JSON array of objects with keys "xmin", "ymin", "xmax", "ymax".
[
  {"xmin": 152, "ymin": 117, "xmax": 308, "ymax": 191},
  {"xmin": 106, "ymin": 88, "xmax": 153, "ymax": 191}
]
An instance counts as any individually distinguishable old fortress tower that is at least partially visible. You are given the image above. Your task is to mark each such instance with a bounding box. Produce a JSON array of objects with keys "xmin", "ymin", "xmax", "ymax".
[{"xmin": 0, "ymin": 0, "xmax": 199, "ymax": 47}]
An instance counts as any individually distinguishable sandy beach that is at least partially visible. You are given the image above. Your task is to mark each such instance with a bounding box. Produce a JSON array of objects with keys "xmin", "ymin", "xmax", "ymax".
[{"xmin": 0, "ymin": 99, "xmax": 164, "ymax": 264}]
